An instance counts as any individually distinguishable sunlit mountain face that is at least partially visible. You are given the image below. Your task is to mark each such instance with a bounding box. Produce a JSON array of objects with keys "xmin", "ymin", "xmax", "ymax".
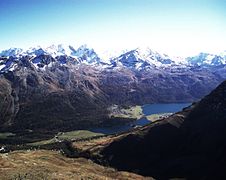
[{"xmin": 1, "ymin": 45, "xmax": 226, "ymax": 71}]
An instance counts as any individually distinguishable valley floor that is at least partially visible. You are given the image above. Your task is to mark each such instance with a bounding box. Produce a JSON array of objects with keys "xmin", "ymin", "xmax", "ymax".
[{"xmin": 0, "ymin": 105, "xmax": 188, "ymax": 180}]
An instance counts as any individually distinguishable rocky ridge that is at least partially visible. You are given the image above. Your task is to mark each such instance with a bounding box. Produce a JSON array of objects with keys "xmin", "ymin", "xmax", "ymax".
[{"xmin": 0, "ymin": 45, "xmax": 225, "ymax": 132}]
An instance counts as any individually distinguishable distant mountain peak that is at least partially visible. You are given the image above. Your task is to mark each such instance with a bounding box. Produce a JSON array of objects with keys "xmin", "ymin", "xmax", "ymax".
[
  {"xmin": 0, "ymin": 45, "xmax": 226, "ymax": 73},
  {"xmin": 186, "ymin": 52, "xmax": 226, "ymax": 66},
  {"xmin": 0, "ymin": 44, "xmax": 103, "ymax": 73}
]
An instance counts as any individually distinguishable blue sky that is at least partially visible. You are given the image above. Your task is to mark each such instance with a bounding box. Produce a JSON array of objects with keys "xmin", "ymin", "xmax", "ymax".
[{"xmin": 0, "ymin": 0, "xmax": 226, "ymax": 56}]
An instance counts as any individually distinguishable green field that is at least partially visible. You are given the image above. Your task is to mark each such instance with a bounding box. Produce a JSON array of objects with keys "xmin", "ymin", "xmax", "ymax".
[
  {"xmin": 29, "ymin": 130, "xmax": 104, "ymax": 146},
  {"xmin": 0, "ymin": 132, "xmax": 15, "ymax": 139}
]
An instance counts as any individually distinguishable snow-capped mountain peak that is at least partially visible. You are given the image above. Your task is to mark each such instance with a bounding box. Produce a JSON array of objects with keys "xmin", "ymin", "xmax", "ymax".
[
  {"xmin": 186, "ymin": 52, "xmax": 226, "ymax": 66},
  {"xmin": 111, "ymin": 47, "xmax": 180, "ymax": 70},
  {"xmin": 0, "ymin": 45, "xmax": 226, "ymax": 73},
  {"xmin": 43, "ymin": 44, "xmax": 77, "ymax": 57},
  {"xmin": 0, "ymin": 44, "xmax": 103, "ymax": 73},
  {"xmin": 0, "ymin": 48, "xmax": 23, "ymax": 57},
  {"xmin": 0, "ymin": 44, "xmax": 101, "ymax": 62}
]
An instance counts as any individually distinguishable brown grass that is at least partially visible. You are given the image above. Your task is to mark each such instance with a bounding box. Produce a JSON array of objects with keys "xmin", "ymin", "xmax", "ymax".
[{"xmin": 0, "ymin": 150, "xmax": 152, "ymax": 180}]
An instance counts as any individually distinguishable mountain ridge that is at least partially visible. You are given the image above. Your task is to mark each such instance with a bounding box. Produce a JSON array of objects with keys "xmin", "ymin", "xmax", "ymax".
[
  {"xmin": 1, "ymin": 45, "xmax": 226, "ymax": 71},
  {"xmin": 0, "ymin": 44, "xmax": 226, "ymax": 132}
]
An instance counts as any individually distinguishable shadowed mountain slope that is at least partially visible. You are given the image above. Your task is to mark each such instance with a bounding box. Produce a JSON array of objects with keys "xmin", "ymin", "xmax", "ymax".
[{"xmin": 96, "ymin": 81, "xmax": 226, "ymax": 179}]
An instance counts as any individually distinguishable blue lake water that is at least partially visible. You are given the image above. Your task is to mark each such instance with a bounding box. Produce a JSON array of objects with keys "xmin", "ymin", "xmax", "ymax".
[
  {"xmin": 91, "ymin": 103, "xmax": 191, "ymax": 135},
  {"xmin": 142, "ymin": 103, "xmax": 191, "ymax": 116}
]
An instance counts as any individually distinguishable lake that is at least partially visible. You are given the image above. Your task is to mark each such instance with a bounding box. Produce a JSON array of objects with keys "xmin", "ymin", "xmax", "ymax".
[
  {"xmin": 142, "ymin": 103, "xmax": 191, "ymax": 116},
  {"xmin": 91, "ymin": 103, "xmax": 191, "ymax": 135}
]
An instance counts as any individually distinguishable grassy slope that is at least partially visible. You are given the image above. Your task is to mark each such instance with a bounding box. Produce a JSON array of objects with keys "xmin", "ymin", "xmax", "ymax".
[
  {"xmin": 0, "ymin": 133, "xmax": 15, "ymax": 139},
  {"xmin": 0, "ymin": 150, "xmax": 151, "ymax": 180}
]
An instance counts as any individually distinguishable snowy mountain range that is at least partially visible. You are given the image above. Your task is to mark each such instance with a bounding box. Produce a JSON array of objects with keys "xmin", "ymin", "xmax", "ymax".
[
  {"xmin": 1, "ymin": 44, "xmax": 226, "ymax": 132},
  {"xmin": 0, "ymin": 44, "xmax": 226, "ymax": 73}
]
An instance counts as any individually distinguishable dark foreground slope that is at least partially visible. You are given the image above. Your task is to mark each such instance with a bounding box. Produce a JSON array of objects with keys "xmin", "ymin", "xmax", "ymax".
[{"xmin": 95, "ymin": 80, "xmax": 226, "ymax": 179}]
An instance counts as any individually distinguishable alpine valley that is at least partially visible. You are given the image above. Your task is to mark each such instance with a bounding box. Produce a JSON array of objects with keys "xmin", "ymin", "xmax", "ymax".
[
  {"xmin": 0, "ymin": 44, "xmax": 226, "ymax": 133},
  {"xmin": 1, "ymin": 44, "xmax": 226, "ymax": 179}
]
